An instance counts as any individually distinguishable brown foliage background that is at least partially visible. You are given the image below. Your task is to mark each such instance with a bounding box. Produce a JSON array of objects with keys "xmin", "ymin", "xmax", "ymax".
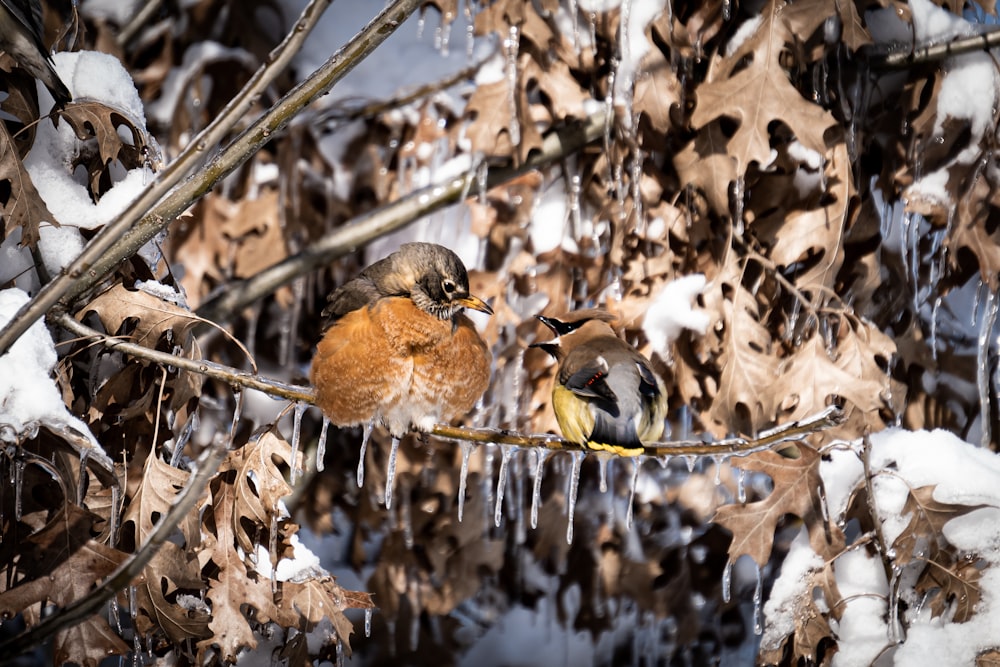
[{"xmin": 2, "ymin": 0, "xmax": 999, "ymax": 664}]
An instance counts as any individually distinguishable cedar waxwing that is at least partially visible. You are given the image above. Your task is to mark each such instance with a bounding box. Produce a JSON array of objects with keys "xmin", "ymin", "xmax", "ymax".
[
  {"xmin": 532, "ymin": 309, "xmax": 668, "ymax": 456},
  {"xmin": 0, "ymin": 0, "xmax": 71, "ymax": 107}
]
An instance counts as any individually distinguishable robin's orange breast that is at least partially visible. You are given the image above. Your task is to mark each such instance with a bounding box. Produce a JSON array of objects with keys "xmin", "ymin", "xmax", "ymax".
[{"xmin": 310, "ymin": 297, "xmax": 492, "ymax": 436}]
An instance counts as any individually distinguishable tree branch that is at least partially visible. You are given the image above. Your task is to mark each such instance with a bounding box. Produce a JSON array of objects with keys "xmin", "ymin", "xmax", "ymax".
[
  {"xmin": 866, "ymin": 27, "xmax": 1000, "ymax": 69},
  {"xmin": 55, "ymin": 313, "xmax": 314, "ymax": 403}
]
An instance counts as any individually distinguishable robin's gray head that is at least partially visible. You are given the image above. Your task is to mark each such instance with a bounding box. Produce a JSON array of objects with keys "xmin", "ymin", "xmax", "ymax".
[{"xmin": 394, "ymin": 243, "xmax": 493, "ymax": 320}]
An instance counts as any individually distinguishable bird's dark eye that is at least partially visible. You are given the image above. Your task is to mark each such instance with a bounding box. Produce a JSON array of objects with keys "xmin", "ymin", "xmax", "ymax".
[{"xmin": 442, "ymin": 279, "xmax": 456, "ymax": 294}]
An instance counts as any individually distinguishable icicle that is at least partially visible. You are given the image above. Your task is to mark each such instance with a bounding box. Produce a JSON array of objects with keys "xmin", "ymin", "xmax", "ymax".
[
  {"xmin": 565, "ymin": 450, "xmax": 585, "ymax": 545},
  {"xmin": 434, "ymin": 17, "xmax": 452, "ymax": 55},
  {"xmin": 476, "ymin": 159, "xmax": 489, "ymax": 206},
  {"xmin": 316, "ymin": 418, "xmax": 329, "ymax": 473},
  {"xmin": 357, "ymin": 418, "xmax": 374, "ymax": 488},
  {"xmin": 568, "ymin": 0, "xmax": 580, "ymax": 49},
  {"xmin": 109, "ymin": 595, "xmax": 122, "ymax": 634},
  {"xmin": 401, "ymin": 483, "xmax": 414, "ymax": 549},
  {"xmin": 683, "ymin": 455, "xmax": 696, "ymax": 473},
  {"xmin": 269, "ymin": 510, "xmax": 280, "ymax": 593},
  {"xmin": 384, "ymin": 437, "xmax": 401, "ymax": 509},
  {"xmin": 818, "ymin": 484, "xmax": 830, "ymax": 523},
  {"xmin": 722, "ymin": 0, "xmax": 732, "ymax": 21},
  {"xmin": 132, "ymin": 632, "xmax": 142, "ymax": 667},
  {"xmin": 336, "ymin": 637, "xmax": 345, "ymax": 667},
  {"xmin": 931, "ymin": 297, "xmax": 942, "ymax": 363},
  {"xmin": 973, "ymin": 278, "xmax": 985, "ymax": 327},
  {"xmin": 458, "ymin": 441, "xmax": 474, "ymax": 522},
  {"xmin": 597, "ymin": 453, "xmax": 611, "ymax": 493},
  {"xmin": 732, "ymin": 176, "xmax": 745, "ymax": 236},
  {"xmin": 721, "ymin": 559, "xmax": 733, "ymax": 603},
  {"xmin": 416, "ymin": 12, "xmax": 426, "ymax": 40},
  {"xmin": 678, "ymin": 404, "xmax": 691, "ymax": 440},
  {"xmin": 752, "ymin": 564, "xmax": 764, "ymax": 635},
  {"xmin": 129, "ymin": 585, "xmax": 138, "ymax": 620},
  {"xmin": 504, "ymin": 25, "xmax": 521, "ymax": 148},
  {"xmin": 626, "ymin": 457, "xmax": 641, "ymax": 530},
  {"xmin": 13, "ymin": 457, "xmax": 24, "ymax": 521},
  {"xmin": 630, "ymin": 113, "xmax": 644, "ymax": 233},
  {"xmin": 887, "ymin": 564, "xmax": 902, "ymax": 643},
  {"xmin": 77, "ymin": 449, "xmax": 90, "ymax": 506},
  {"xmin": 712, "ymin": 455, "xmax": 723, "ymax": 486},
  {"xmin": 737, "ymin": 467, "xmax": 747, "ymax": 504},
  {"xmin": 494, "ymin": 445, "xmax": 514, "ymax": 528},
  {"xmin": 365, "ymin": 607, "xmax": 373, "ymax": 638},
  {"xmin": 588, "ymin": 12, "xmax": 598, "ymax": 59},
  {"xmin": 530, "ymin": 448, "xmax": 551, "ymax": 529},
  {"xmin": 109, "ymin": 482, "xmax": 121, "ymax": 546},
  {"xmin": 289, "ymin": 402, "xmax": 306, "ymax": 483},
  {"xmin": 977, "ymin": 285, "xmax": 998, "ymax": 448}
]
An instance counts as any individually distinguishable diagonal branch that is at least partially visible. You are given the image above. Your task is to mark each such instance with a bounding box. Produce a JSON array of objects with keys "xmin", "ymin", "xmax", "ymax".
[{"xmin": 866, "ymin": 27, "xmax": 1000, "ymax": 69}]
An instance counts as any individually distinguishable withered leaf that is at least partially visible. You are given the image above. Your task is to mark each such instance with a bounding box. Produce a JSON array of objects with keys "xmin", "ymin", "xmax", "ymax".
[
  {"xmin": 0, "ymin": 540, "xmax": 130, "ymax": 667},
  {"xmin": 691, "ymin": 0, "xmax": 837, "ymax": 171},
  {"xmin": 56, "ymin": 101, "xmax": 149, "ymax": 170},
  {"xmin": 713, "ymin": 444, "xmax": 844, "ymax": 566},
  {"xmin": 133, "ymin": 543, "xmax": 211, "ymax": 644},
  {"xmin": 121, "ymin": 450, "xmax": 192, "ymax": 547},
  {"xmin": 0, "ymin": 121, "xmax": 59, "ymax": 247},
  {"xmin": 892, "ymin": 485, "xmax": 989, "ymax": 567},
  {"xmin": 80, "ymin": 283, "xmax": 198, "ymax": 348},
  {"xmin": 231, "ymin": 431, "xmax": 297, "ymax": 555},
  {"xmin": 915, "ymin": 553, "xmax": 984, "ymax": 623}
]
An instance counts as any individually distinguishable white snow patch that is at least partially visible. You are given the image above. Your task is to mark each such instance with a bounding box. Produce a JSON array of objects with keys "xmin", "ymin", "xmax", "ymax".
[
  {"xmin": 642, "ymin": 274, "xmax": 710, "ymax": 357},
  {"xmin": 0, "ymin": 288, "xmax": 99, "ymax": 447}
]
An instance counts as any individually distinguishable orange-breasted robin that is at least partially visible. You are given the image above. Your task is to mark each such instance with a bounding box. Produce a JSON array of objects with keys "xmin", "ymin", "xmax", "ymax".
[
  {"xmin": 310, "ymin": 242, "xmax": 493, "ymax": 438},
  {"xmin": 532, "ymin": 309, "xmax": 667, "ymax": 456},
  {"xmin": 0, "ymin": 0, "xmax": 71, "ymax": 107}
]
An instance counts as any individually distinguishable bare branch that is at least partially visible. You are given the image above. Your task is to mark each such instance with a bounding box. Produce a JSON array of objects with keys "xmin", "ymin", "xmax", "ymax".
[
  {"xmin": 866, "ymin": 27, "xmax": 1000, "ymax": 69},
  {"xmin": 55, "ymin": 313, "xmax": 314, "ymax": 403}
]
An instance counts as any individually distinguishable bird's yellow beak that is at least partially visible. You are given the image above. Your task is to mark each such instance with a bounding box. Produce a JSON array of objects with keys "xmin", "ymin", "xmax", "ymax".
[{"xmin": 458, "ymin": 294, "xmax": 493, "ymax": 315}]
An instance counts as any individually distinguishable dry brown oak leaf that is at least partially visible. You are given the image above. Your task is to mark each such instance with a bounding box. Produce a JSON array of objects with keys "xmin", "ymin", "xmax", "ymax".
[
  {"xmin": 690, "ymin": 0, "xmax": 838, "ymax": 173},
  {"xmin": 713, "ymin": 443, "xmax": 845, "ymax": 567}
]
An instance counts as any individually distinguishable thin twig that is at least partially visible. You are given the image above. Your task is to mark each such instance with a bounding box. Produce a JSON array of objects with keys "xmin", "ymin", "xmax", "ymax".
[
  {"xmin": 54, "ymin": 313, "xmax": 314, "ymax": 403},
  {"xmin": 0, "ymin": 405, "xmax": 236, "ymax": 659},
  {"xmin": 116, "ymin": 0, "xmax": 166, "ymax": 48},
  {"xmin": 195, "ymin": 110, "xmax": 609, "ymax": 321},
  {"xmin": 866, "ymin": 27, "xmax": 1000, "ymax": 70}
]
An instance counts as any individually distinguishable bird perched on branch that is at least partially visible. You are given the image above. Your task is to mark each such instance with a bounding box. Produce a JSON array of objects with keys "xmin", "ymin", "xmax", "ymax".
[
  {"xmin": 532, "ymin": 309, "xmax": 667, "ymax": 456},
  {"xmin": 0, "ymin": 0, "xmax": 72, "ymax": 107},
  {"xmin": 311, "ymin": 242, "xmax": 493, "ymax": 438}
]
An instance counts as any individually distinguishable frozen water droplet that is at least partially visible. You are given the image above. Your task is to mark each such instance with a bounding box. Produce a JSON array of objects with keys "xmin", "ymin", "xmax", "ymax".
[
  {"xmin": 289, "ymin": 402, "xmax": 306, "ymax": 482},
  {"xmin": 721, "ymin": 559, "xmax": 733, "ymax": 603},
  {"xmin": 566, "ymin": 450, "xmax": 585, "ymax": 545},
  {"xmin": 977, "ymin": 284, "xmax": 998, "ymax": 448},
  {"xmin": 365, "ymin": 607, "xmax": 373, "ymax": 637},
  {"xmin": 737, "ymin": 467, "xmax": 747, "ymax": 504},
  {"xmin": 713, "ymin": 455, "xmax": 723, "ymax": 486},
  {"xmin": 597, "ymin": 453, "xmax": 611, "ymax": 493},
  {"xmin": 357, "ymin": 418, "xmax": 374, "ymax": 488},
  {"xmin": 626, "ymin": 457, "xmax": 642, "ymax": 530},
  {"xmin": 316, "ymin": 417, "xmax": 329, "ymax": 473},
  {"xmin": 753, "ymin": 564, "xmax": 764, "ymax": 635},
  {"xmin": 494, "ymin": 445, "xmax": 515, "ymax": 528},
  {"xmin": 384, "ymin": 437, "xmax": 401, "ymax": 509},
  {"xmin": 504, "ymin": 25, "xmax": 521, "ymax": 147},
  {"xmin": 684, "ymin": 455, "xmax": 696, "ymax": 473},
  {"xmin": 458, "ymin": 441, "xmax": 474, "ymax": 522},
  {"xmin": 531, "ymin": 448, "xmax": 551, "ymax": 529}
]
